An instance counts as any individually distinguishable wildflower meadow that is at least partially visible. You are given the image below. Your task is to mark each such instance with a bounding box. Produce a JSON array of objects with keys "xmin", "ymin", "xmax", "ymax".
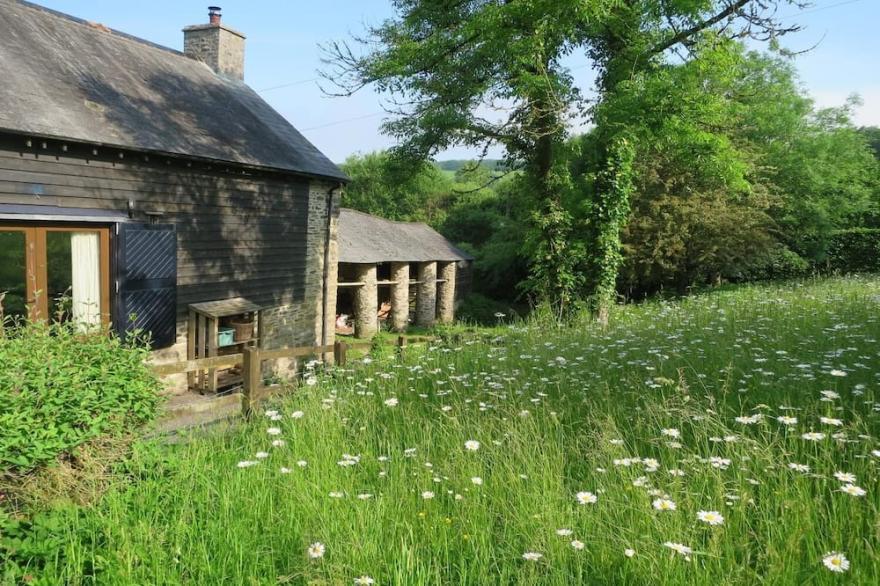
[{"xmin": 33, "ymin": 277, "xmax": 880, "ymax": 584}]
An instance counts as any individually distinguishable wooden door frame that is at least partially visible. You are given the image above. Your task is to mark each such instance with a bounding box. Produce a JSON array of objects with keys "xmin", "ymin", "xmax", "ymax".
[{"xmin": 0, "ymin": 223, "xmax": 111, "ymax": 325}]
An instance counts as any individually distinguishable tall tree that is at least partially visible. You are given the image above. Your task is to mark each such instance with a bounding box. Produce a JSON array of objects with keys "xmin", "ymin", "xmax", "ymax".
[{"xmin": 323, "ymin": 0, "xmax": 805, "ymax": 318}]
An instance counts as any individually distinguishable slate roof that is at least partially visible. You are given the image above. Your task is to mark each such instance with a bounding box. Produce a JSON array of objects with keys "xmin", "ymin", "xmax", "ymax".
[
  {"xmin": 338, "ymin": 208, "xmax": 473, "ymax": 264},
  {"xmin": 0, "ymin": 0, "xmax": 347, "ymax": 181}
]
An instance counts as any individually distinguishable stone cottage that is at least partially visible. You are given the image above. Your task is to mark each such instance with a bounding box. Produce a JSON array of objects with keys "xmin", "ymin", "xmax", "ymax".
[{"xmin": 0, "ymin": 2, "xmax": 346, "ymax": 395}]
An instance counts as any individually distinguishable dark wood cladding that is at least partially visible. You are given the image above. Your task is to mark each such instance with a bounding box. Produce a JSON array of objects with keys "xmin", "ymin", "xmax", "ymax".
[{"xmin": 0, "ymin": 132, "xmax": 314, "ymax": 320}]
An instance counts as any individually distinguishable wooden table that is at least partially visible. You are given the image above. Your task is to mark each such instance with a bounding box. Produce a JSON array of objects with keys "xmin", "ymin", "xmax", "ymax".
[{"xmin": 188, "ymin": 297, "xmax": 263, "ymax": 393}]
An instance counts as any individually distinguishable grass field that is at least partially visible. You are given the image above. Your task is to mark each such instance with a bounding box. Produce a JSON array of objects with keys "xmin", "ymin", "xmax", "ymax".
[{"xmin": 22, "ymin": 276, "xmax": 880, "ymax": 584}]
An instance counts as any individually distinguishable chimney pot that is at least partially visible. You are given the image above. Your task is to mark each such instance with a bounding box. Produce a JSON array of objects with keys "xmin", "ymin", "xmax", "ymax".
[{"xmin": 208, "ymin": 6, "xmax": 222, "ymax": 25}]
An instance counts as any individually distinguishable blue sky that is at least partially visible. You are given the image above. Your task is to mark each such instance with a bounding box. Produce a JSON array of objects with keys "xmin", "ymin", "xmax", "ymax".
[{"xmin": 31, "ymin": 1, "xmax": 880, "ymax": 162}]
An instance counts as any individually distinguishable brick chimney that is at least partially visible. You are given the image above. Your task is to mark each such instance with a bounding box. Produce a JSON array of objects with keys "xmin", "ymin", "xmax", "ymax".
[{"xmin": 183, "ymin": 6, "xmax": 246, "ymax": 80}]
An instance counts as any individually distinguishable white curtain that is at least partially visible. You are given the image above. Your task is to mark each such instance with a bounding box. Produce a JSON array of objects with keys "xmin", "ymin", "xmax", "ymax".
[{"xmin": 71, "ymin": 232, "xmax": 101, "ymax": 330}]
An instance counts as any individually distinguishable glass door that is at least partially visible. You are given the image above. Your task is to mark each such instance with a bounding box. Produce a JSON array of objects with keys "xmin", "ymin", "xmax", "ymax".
[
  {"xmin": 0, "ymin": 227, "xmax": 34, "ymax": 323},
  {"xmin": 0, "ymin": 225, "xmax": 110, "ymax": 327}
]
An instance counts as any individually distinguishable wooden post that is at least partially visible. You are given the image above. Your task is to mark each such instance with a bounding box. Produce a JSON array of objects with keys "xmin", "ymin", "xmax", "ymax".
[
  {"xmin": 397, "ymin": 335, "xmax": 407, "ymax": 360},
  {"xmin": 334, "ymin": 340, "xmax": 347, "ymax": 366},
  {"xmin": 186, "ymin": 309, "xmax": 196, "ymax": 389},
  {"xmin": 242, "ymin": 346, "xmax": 260, "ymax": 417}
]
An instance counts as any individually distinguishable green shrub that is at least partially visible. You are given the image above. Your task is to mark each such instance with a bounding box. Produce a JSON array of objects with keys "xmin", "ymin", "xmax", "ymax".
[
  {"xmin": 825, "ymin": 228, "xmax": 880, "ymax": 272},
  {"xmin": 456, "ymin": 293, "xmax": 518, "ymax": 325},
  {"xmin": 735, "ymin": 246, "xmax": 812, "ymax": 282},
  {"xmin": 0, "ymin": 322, "xmax": 160, "ymax": 473}
]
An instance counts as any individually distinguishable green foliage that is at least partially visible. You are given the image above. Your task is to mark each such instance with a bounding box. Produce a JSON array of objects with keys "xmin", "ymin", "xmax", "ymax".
[
  {"xmin": 825, "ymin": 228, "xmax": 880, "ymax": 273},
  {"xmin": 454, "ymin": 292, "xmax": 516, "ymax": 325},
  {"xmin": 0, "ymin": 322, "xmax": 160, "ymax": 472},
  {"xmin": 339, "ymin": 151, "xmax": 454, "ymax": 223},
  {"xmin": 733, "ymin": 245, "xmax": 811, "ymax": 283}
]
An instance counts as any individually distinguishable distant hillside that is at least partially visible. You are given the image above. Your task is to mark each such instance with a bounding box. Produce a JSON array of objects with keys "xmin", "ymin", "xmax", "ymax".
[{"xmin": 435, "ymin": 159, "xmax": 504, "ymax": 173}]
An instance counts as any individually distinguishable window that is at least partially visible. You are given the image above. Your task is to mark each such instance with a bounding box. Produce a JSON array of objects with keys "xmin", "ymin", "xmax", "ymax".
[{"xmin": 0, "ymin": 225, "xmax": 110, "ymax": 327}]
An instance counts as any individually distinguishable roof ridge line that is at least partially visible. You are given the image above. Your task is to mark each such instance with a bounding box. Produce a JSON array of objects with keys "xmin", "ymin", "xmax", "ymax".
[
  {"xmin": 340, "ymin": 207, "xmax": 426, "ymax": 227},
  {"xmin": 11, "ymin": 0, "xmax": 186, "ymax": 58}
]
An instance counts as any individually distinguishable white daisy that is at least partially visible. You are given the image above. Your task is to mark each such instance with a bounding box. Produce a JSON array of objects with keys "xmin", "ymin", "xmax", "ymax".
[
  {"xmin": 570, "ymin": 539, "xmax": 585, "ymax": 550},
  {"xmin": 464, "ymin": 440, "xmax": 480, "ymax": 451},
  {"xmin": 522, "ymin": 551, "xmax": 543, "ymax": 561},
  {"xmin": 652, "ymin": 498, "xmax": 676, "ymax": 511},
  {"xmin": 421, "ymin": 491, "xmax": 435, "ymax": 499},
  {"xmin": 833, "ymin": 471, "xmax": 856, "ymax": 483},
  {"xmin": 840, "ymin": 484, "xmax": 866, "ymax": 497},
  {"xmin": 384, "ymin": 397, "xmax": 399, "ymax": 407},
  {"xmin": 267, "ymin": 427, "xmax": 282, "ymax": 435},
  {"xmin": 696, "ymin": 511, "xmax": 724, "ymax": 525},
  {"xmin": 575, "ymin": 491, "xmax": 598, "ymax": 505},
  {"xmin": 822, "ymin": 551, "xmax": 849, "ymax": 573},
  {"xmin": 307, "ymin": 542, "xmax": 325, "ymax": 559},
  {"xmin": 353, "ymin": 577, "xmax": 375, "ymax": 585}
]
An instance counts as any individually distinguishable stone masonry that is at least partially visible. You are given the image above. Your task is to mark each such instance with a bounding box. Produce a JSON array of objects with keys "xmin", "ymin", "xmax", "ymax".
[
  {"xmin": 416, "ymin": 261, "xmax": 437, "ymax": 327},
  {"xmin": 390, "ymin": 262, "xmax": 410, "ymax": 331},
  {"xmin": 437, "ymin": 261, "xmax": 456, "ymax": 324},
  {"xmin": 353, "ymin": 264, "xmax": 378, "ymax": 337},
  {"xmin": 183, "ymin": 24, "xmax": 246, "ymax": 80}
]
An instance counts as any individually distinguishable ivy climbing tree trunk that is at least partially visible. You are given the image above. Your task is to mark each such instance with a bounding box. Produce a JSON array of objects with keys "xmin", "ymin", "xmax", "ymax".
[{"xmin": 587, "ymin": 134, "xmax": 635, "ymax": 325}]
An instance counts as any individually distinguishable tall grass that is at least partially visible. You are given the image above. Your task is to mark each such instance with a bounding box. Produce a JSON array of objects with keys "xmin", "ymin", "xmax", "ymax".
[{"xmin": 25, "ymin": 277, "xmax": 880, "ymax": 584}]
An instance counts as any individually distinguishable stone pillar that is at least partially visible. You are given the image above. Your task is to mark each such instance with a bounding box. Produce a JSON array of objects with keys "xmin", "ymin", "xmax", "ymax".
[
  {"xmin": 415, "ymin": 261, "xmax": 437, "ymax": 327},
  {"xmin": 321, "ymin": 190, "xmax": 341, "ymax": 363},
  {"xmin": 390, "ymin": 262, "xmax": 410, "ymax": 332},
  {"xmin": 437, "ymin": 261, "xmax": 456, "ymax": 324},
  {"xmin": 353, "ymin": 264, "xmax": 378, "ymax": 338}
]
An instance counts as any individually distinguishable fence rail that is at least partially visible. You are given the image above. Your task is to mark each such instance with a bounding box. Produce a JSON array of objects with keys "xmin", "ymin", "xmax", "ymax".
[{"xmin": 153, "ymin": 335, "xmax": 437, "ymax": 418}]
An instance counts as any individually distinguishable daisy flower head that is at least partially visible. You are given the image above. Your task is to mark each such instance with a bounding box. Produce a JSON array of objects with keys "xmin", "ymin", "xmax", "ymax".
[
  {"xmin": 464, "ymin": 440, "xmax": 480, "ymax": 451},
  {"xmin": 522, "ymin": 551, "xmax": 543, "ymax": 561},
  {"xmin": 555, "ymin": 528, "xmax": 573, "ymax": 536},
  {"xmin": 696, "ymin": 511, "xmax": 724, "ymax": 526},
  {"xmin": 353, "ymin": 576, "xmax": 375, "ymax": 585},
  {"xmin": 776, "ymin": 415, "xmax": 798, "ymax": 426},
  {"xmin": 652, "ymin": 498, "xmax": 677, "ymax": 511},
  {"xmin": 663, "ymin": 542, "xmax": 693, "ymax": 559},
  {"xmin": 624, "ymin": 548, "xmax": 636, "ymax": 558},
  {"xmin": 840, "ymin": 484, "xmax": 866, "ymax": 497},
  {"xmin": 471, "ymin": 476, "xmax": 483, "ymax": 486},
  {"xmin": 801, "ymin": 432, "xmax": 826, "ymax": 441},
  {"xmin": 822, "ymin": 551, "xmax": 849, "ymax": 573},
  {"xmin": 570, "ymin": 539, "xmax": 585, "ymax": 550},
  {"xmin": 267, "ymin": 427, "xmax": 282, "ymax": 435},
  {"xmin": 576, "ymin": 491, "xmax": 598, "ymax": 505},
  {"xmin": 819, "ymin": 417, "xmax": 843, "ymax": 426},
  {"xmin": 384, "ymin": 397, "xmax": 399, "ymax": 407},
  {"xmin": 291, "ymin": 410, "xmax": 305, "ymax": 419},
  {"xmin": 421, "ymin": 491, "xmax": 435, "ymax": 500},
  {"xmin": 307, "ymin": 542, "xmax": 325, "ymax": 559},
  {"xmin": 833, "ymin": 471, "xmax": 856, "ymax": 484},
  {"xmin": 661, "ymin": 428, "xmax": 680, "ymax": 438}
]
